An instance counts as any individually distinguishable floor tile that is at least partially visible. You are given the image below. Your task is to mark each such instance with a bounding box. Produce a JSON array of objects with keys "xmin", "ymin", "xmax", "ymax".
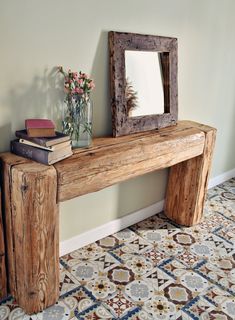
[
  {"xmin": 194, "ymin": 260, "xmax": 235, "ymax": 295},
  {"xmin": 143, "ymin": 295, "xmax": 176, "ymax": 319},
  {"xmin": 119, "ymin": 307, "xmax": 153, "ymax": 319},
  {"xmin": 143, "ymin": 267, "xmax": 174, "ymax": 291},
  {"xmin": 85, "ymin": 276, "xmax": 117, "ymax": 300},
  {"xmin": 103, "ymin": 289, "xmax": 135, "ymax": 318},
  {"xmin": 74, "ymin": 302, "xmax": 114, "ymax": 319},
  {"xmin": 0, "ymin": 297, "xmax": 36, "ymax": 320},
  {"xmin": 96, "ymin": 235, "xmax": 119, "ymax": 250},
  {"xmin": 60, "ymin": 286, "xmax": 96, "ymax": 317},
  {"xmin": 113, "ymin": 228, "xmax": 140, "ymax": 244},
  {"xmin": 60, "ymin": 264, "xmax": 81, "ymax": 295},
  {"xmin": 124, "ymin": 279, "xmax": 154, "ymax": 303},
  {"xmin": 2, "ymin": 177, "xmax": 235, "ymax": 319},
  {"xmin": 107, "ymin": 265, "xmax": 135, "ymax": 286}
]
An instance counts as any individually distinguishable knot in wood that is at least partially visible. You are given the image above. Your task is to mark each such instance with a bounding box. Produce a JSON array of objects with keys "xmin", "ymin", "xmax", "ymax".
[{"xmin": 21, "ymin": 184, "xmax": 28, "ymax": 192}]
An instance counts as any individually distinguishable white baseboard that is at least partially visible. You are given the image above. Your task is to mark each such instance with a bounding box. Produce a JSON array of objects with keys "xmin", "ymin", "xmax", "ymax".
[
  {"xmin": 60, "ymin": 168, "xmax": 235, "ymax": 257},
  {"xmin": 60, "ymin": 200, "xmax": 164, "ymax": 256},
  {"xmin": 208, "ymin": 168, "xmax": 235, "ymax": 189}
]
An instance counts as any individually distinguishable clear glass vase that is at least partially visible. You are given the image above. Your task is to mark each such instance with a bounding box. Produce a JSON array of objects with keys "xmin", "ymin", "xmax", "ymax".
[{"xmin": 62, "ymin": 94, "xmax": 92, "ymax": 148}]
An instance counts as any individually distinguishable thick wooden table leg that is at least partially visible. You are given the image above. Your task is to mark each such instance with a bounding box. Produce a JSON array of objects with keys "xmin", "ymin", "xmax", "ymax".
[
  {"xmin": 165, "ymin": 125, "xmax": 216, "ymax": 226},
  {"xmin": 10, "ymin": 162, "xmax": 59, "ymax": 314},
  {"xmin": 0, "ymin": 187, "xmax": 7, "ymax": 300},
  {"xmin": 1, "ymin": 154, "xmax": 30, "ymax": 298}
]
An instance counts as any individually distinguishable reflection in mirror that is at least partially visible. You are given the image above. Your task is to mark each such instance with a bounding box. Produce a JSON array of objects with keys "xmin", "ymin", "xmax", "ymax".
[{"xmin": 125, "ymin": 50, "xmax": 164, "ymax": 117}]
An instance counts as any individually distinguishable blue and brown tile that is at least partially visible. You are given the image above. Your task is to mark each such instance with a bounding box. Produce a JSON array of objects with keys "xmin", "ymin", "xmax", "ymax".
[
  {"xmin": 60, "ymin": 243, "xmax": 104, "ymax": 268},
  {"xmin": 0, "ymin": 296, "xmax": 35, "ymax": 320},
  {"xmin": 70, "ymin": 261, "xmax": 99, "ymax": 285},
  {"xmin": 119, "ymin": 306, "xmax": 153, "ymax": 319},
  {"xmin": 124, "ymin": 279, "xmax": 154, "ymax": 303},
  {"xmin": 108, "ymin": 265, "xmax": 135, "ymax": 286},
  {"xmin": 85, "ymin": 276, "xmax": 117, "ymax": 300},
  {"xmin": 143, "ymin": 295, "xmax": 176, "ymax": 319},
  {"xmin": 143, "ymin": 267, "xmax": 174, "ymax": 291},
  {"xmin": 164, "ymin": 283, "xmax": 193, "ymax": 306},
  {"xmin": 103, "ymin": 290, "xmax": 135, "ymax": 318},
  {"xmin": 113, "ymin": 228, "xmax": 139, "ymax": 244},
  {"xmin": 74, "ymin": 303, "xmax": 114, "ymax": 319},
  {"xmin": 125, "ymin": 255, "xmax": 154, "ymax": 277},
  {"xmin": 36, "ymin": 301, "xmax": 71, "ymax": 320},
  {"xmin": 93, "ymin": 252, "xmax": 121, "ymax": 273},
  {"xmin": 176, "ymin": 249, "xmax": 203, "ymax": 268},
  {"xmin": 60, "ymin": 264, "xmax": 81, "ymax": 295},
  {"xmin": 96, "ymin": 235, "xmax": 119, "ymax": 250},
  {"xmin": 194, "ymin": 260, "xmax": 235, "ymax": 295},
  {"xmin": 213, "ymin": 226, "xmax": 235, "ymax": 245},
  {"xmin": 60, "ymin": 286, "xmax": 96, "ymax": 317},
  {"xmin": 142, "ymin": 247, "xmax": 167, "ymax": 266},
  {"xmin": 158, "ymin": 258, "xmax": 187, "ymax": 279},
  {"xmin": 130, "ymin": 214, "xmax": 167, "ymax": 232},
  {"xmin": 121, "ymin": 236, "xmax": 153, "ymax": 255},
  {"xmin": 183, "ymin": 296, "xmax": 222, "ymax": 319}
]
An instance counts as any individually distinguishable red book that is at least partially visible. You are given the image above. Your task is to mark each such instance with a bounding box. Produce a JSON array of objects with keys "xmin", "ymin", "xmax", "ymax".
[{"xmin": 25, "ymin": 119, "xmax": 56, "ymax": 137}]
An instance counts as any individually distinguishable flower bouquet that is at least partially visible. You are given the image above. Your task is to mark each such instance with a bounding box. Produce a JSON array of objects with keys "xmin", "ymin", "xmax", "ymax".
[{"xmin": 59, "ymin": 66, "xmax": 95, "ymax": 148}]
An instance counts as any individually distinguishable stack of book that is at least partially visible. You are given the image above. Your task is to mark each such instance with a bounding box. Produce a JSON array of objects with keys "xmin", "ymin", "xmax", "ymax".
[{"xmin": 11, "ymin": 119, "xmax": 73, "ymax": 165}]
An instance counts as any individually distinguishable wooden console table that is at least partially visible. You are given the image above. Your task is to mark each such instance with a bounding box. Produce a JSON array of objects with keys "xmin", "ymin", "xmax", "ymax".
[{"xmin": 0, "ymin": 120, "xmax": 216, "ymax": 314}]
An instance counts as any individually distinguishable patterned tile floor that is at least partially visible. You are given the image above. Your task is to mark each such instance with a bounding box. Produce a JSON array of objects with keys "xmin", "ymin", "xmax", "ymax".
[{"xmin": 1, "ymin": 178, "xmax": 235, "ymax": 319}]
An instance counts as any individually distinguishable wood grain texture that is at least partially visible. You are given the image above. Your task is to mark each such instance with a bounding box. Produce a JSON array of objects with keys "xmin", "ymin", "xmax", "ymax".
[
  {"xmin": 109, "ymin": 31, "xmax": 178, "ymax": 137},
  {"xmin": 10, "ymin": 163, "xmax": 59, "ymax": 314},
  {"xmin": 159, "ymin": 52, "xmax": 170, "ymax": 112},
  {"xmin": 55, "ymin": 121, "xmax": 206, "ymax": 202},
  {"xmin": 164, "ymin": 123, "xmax": 216, "ymax": 226},
  {"xmin": 0, "ymin": 153, "xmax": 30, "ymax": 297},
  {"xmin": 0, "ymin": 187, "xmax": 7, "ymax": 301},
  {"xmin": 0, "ymin": 120, "xmax": 216, "ymax": 314}
]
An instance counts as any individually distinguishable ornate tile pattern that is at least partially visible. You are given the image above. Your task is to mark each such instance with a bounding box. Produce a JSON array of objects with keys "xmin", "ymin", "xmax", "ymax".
[{"xmin": 1, "ymin": 178, "xmax": 235, "ymax": 319}]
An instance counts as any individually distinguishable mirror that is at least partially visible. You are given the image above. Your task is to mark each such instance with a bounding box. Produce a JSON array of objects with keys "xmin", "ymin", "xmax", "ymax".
[
  {"xmin": 125, "ymin": 50, "xmax": 164, "ymax": 117},
  {"xmin": 109, "ymin": 31, "xmax": 178, "ymax": 137}
]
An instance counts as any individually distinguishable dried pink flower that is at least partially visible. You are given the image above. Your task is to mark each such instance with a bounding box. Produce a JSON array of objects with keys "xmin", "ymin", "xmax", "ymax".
[{"xmin": 59, "ymin": 66, "xmax": 95, "ymax": 96}]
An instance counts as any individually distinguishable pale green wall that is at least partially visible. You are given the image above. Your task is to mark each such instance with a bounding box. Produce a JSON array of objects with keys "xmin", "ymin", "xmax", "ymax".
[{"xmin": 1, "ymin": 0, "xmax": 235, "ymax": 241}]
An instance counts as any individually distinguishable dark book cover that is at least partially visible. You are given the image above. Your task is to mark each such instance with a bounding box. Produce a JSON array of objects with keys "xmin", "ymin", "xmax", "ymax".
[
  {"xmin": 11, "ymin": 140, "xmax": 51, "ymax": 165},
  {"xmin": 11, "ymin": 140, "xmax": 73, "ymax": 165},
  {"xmin": 15, "ymin": 130, "xmax": 70, "ymax": 147}
]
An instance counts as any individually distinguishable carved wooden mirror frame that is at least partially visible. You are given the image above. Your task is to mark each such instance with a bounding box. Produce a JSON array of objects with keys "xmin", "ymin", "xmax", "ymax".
[{"xmin": 109, "ymin": 31, "xmax": 178, "ymax": 137}]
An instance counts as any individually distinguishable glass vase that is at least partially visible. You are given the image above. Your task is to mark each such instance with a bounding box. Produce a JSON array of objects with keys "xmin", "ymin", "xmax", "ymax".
[{"xmin": 62, "ymin": 94, "xmax": 92, "ymax": 148}]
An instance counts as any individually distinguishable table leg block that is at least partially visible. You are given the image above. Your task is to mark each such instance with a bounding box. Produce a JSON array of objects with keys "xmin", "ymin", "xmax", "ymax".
[
  {"xmin": 2, "ymin": 160, "xmax": 17, "ymax": 297},
  {"xmin": 165, "ymin": 128, "xmax": 216, "ymax": 226},
  {"xmin": 11, "ymin": 163, "xmax": 59, "ymax": 314},
  {"xmin": 0, "ymin": 188, "xmax": 7, "ymax": 301},
  {"xmin": 0, "ymin": 255, "xmax": 7, "ymax": 301}
]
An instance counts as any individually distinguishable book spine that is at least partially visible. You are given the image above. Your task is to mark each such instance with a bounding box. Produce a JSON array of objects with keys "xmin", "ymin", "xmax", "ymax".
[
  {"xmin": 25, "ymin": 119, "xmax": 55, "ymax": 129},
  {"xmin": 11, "ymin": 141, "xmax": 49, "ymax": 165}
]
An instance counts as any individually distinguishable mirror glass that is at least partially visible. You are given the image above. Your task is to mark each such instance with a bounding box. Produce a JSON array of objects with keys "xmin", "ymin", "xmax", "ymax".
[{"xmin": 125, "ymin": 50, "xmax": 164, "ymax": 117}]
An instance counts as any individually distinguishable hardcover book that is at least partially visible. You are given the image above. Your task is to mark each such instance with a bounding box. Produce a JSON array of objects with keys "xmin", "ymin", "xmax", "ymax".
[
  {"xmin": 11, "ymin": 140, "xmax": 73, "ymax": 165},
  {"xmin": 25, "ymin": 119, "xmax": 56, "ymax": 137},
  {"xmin": 19, "ymin": 139, "xmax": 71, "ymax": 152},
  {"xmin": 15, "ymin": 130, "xmax": 70, "ymax": 147}
]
